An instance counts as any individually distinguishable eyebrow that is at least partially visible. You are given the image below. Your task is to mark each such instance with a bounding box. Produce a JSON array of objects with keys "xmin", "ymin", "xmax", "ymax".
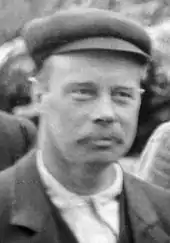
[
  {"xmin": 111, "ymin": 86, "xmax": 144, "ymax": 96},
  {"xmin": 67, "ymin": 81, "xmax": 97, "ymax": 88},
  {"xmin": 65, "ymin": 81, "xmax": 141, "ymax": 93},
  {"xmin": 111, "ymin": 85, "xmax": 138, "ymax": 92}
]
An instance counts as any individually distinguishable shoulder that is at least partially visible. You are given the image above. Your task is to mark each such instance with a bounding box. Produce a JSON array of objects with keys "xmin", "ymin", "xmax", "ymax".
[
  {"xmin": 0, "ymin": 112, "xmax": 22, "ymax": 143},
  {"xmin": 17, "ymin": 116, "xmax": 37, "ymax": 139},
  {"xmin": 126, "ymin": 172, "xmax": 170, "ymax": 200},
  {"xmin": 0, "ymin": 162, "xmax": 22, "ymax": 232},
  {"xmin": 0, "ymin": 111, "xmax": 25, "ymax": 135},
  {"xmin": 0, "ymin": 150, "xmax": 36, "ymax": 213},
  {"xmin": 0, "ymin": 111, "xmax": 36, "ymax": 135},
  {"xmin": 0, "ymin": 165, "xmax": 16, "ymax": 214},
  {"xmin": 125, "ymin": 172, "xmax": 170, "ymax": 222},
  {"xmin": 0, "ymin": 111, "xmax": 18, "ymax": 126}
]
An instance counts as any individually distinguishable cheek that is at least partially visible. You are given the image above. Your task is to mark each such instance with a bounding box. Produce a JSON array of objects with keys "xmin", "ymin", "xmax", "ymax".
[
  {"xmin": 117, "ymin": 108, "xmax": 139, "ymax": 153},
  {"xmin": 46, "ymin": 96, "xmax": 88, "ymax": 135},
  {"xmin": 119, "ymin": 106, "xmax": 140, "ymax": 135}
]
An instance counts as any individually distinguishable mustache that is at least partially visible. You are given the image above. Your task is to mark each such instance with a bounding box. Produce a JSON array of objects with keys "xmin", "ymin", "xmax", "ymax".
[{"xmin": 77, "ymin": 131, "xmax": 125, "ymax": 145}]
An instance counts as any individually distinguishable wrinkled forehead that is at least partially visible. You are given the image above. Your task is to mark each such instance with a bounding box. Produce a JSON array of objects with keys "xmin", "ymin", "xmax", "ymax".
[{"xmin": 37, "ymin": 51, "xmax": 147, "ymax": 85}]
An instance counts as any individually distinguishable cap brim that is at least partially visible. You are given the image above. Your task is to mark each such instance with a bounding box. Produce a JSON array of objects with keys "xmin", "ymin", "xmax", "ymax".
[{"xmin": 55, "ymin": 37, "xmax": 149, "ymax": 61}]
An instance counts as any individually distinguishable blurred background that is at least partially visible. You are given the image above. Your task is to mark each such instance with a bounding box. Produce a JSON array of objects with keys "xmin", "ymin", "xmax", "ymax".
[{"xmin": 1, "ymin": 0, "xmax": 170, "ymax": 172}]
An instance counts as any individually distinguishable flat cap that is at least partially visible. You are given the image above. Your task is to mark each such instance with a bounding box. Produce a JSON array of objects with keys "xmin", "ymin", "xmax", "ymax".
[{"xmin": 21, "ymin": 8, "xmax": 152, "ymax": 69}]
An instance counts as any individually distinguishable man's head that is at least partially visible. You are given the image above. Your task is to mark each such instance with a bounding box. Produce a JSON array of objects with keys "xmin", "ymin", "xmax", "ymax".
[
  {"xmin": 38, "ymin": 50, "xmax": 146, "ymax": 164},
  {"xmin": 22, "ymin": 8, "xmax": 151, "ymax": 165}
]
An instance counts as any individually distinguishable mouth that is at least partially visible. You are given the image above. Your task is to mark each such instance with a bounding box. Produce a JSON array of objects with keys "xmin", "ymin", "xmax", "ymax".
[
  {"xmin": 87, "ymin": 136, "xmax": 123, "ymax": 149},
  {"xmin": 90, "ymin": 139, "xmax": 113, "ymax": 149}
]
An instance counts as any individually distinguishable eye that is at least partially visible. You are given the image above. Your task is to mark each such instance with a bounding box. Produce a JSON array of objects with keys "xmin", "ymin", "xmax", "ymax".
[
  {"xmin": 116, "ymin": 91, "xmax": 132, "ymax": 98},
  {"xmin": 112, "ymin": 90, "xmax": 133, "ymax": 99},
  {"xmin": 111, "ymin": 89, "xmax": 134, "ymax": 105}
]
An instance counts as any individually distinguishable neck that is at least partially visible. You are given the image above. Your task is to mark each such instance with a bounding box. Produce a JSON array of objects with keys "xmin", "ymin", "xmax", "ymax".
[{"xmin": 39, "ymin": 127, "xmax": 118, "ymax": 196}]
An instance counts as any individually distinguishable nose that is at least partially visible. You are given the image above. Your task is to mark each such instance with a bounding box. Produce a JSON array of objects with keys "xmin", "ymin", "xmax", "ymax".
[{"xmin": 92, "ymin": 94, "xmax": 116, "ymax": 126}]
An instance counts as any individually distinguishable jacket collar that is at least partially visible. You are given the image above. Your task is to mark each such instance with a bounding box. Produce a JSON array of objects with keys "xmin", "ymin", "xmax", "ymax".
[
  {"xmin": 10, "ymin": 151, "xmax": 169, "ymax": 241},
  {"xmin": 123, "ymin": 172, "xmax": 158, "ymax": 225},
  {"xmin": 122, "ymin": 172, "xmax": 169, "ymax": 242},
  {"xmin": 10, "ymin": 150, "xmax": 51, "ymax": 232}
]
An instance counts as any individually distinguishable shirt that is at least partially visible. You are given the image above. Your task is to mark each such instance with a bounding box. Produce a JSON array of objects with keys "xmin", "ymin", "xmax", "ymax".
[{"xmin": 37, "ymin": 150, "xmax": 123, "ymax": 243}]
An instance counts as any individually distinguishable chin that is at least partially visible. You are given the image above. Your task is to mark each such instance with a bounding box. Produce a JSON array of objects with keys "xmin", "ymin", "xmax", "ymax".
[{"xmin": 85, "ymin": 151, "xmax": 121, "ymax": 164}]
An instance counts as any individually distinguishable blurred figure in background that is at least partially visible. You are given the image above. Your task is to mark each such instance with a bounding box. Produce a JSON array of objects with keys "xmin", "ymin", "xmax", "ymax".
[
  {"xmin": 128, "ymin": 20, "xmax": 170, "ymax": 158},
  {"xmin": 0, "ymin": 39, "xmax": 31, "ymax": 112},
  {"xmin": 11, "ymin": 59, "xmax": 40, "ymax": 126},
  {"xmin": 0, "ymin": 38, "xmax": 40, "ymax": 126},
  {"xmin": 134, "ymin": 21, "xmax": 170, "ymax": 182},
  {"xmin": 0, "ymin": 110, "xmax": 36, "ymax": 171},
  {"xmin": 137, "ymin": 121, "xmax": 170, "ymax": 188},
  {"xmin": 0, "ymin": 39, "xmax": 37, "ymax": 171}
]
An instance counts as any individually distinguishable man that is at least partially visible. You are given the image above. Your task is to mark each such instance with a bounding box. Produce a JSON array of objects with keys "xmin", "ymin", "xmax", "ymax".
[
  {"xmin": 0, "ymin": 111, "xmax": 36, "ymax": 171},
  {"xmin": 0, "ymin": 8, "xmax": 170, "ymax": 243}
]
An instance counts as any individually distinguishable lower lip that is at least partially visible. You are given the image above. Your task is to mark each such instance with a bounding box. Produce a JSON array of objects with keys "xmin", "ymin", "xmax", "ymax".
[{"xmin": 91, "ymin": 140, "xmax": 113, "ymax": 148}]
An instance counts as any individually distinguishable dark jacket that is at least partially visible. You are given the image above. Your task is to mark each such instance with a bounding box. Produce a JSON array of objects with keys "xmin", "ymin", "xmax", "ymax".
[
  {"xmin": 0, "ymin": 111, "xmax": 36, "ymax": 171},
  {"xmin": 0, "ymin": 150, "xmax": 170, "ymax": 243}
]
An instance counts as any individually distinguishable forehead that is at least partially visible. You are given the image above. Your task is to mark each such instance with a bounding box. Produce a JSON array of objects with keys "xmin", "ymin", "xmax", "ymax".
[{"xmin": 42, "ymin": 51, "xmax": 145, "ymax": 87}]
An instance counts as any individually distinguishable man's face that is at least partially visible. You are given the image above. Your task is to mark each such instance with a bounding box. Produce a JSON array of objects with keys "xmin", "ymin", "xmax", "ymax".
[{"xmin": 41, "ymin": 51, "xmax": 144, "ymax": 164}]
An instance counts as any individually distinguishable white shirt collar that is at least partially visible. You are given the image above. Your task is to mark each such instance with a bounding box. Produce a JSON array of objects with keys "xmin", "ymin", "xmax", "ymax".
[{"xmin": 37, "ymin": 150, "xmax": 123, "ymax": 209}]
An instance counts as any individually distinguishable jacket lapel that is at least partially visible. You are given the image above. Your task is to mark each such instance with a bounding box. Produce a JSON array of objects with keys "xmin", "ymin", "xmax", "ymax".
[
  {"xmin": 122, "ymin": 172, "xmax": 170, "ymax": 243},
  {"xmin": 10, "ymin": 150, "xmax": 62, "ymax": 243},
  {"xmin": 118, "ymin": 188, "xmax": 133, "ymax": 243}
]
